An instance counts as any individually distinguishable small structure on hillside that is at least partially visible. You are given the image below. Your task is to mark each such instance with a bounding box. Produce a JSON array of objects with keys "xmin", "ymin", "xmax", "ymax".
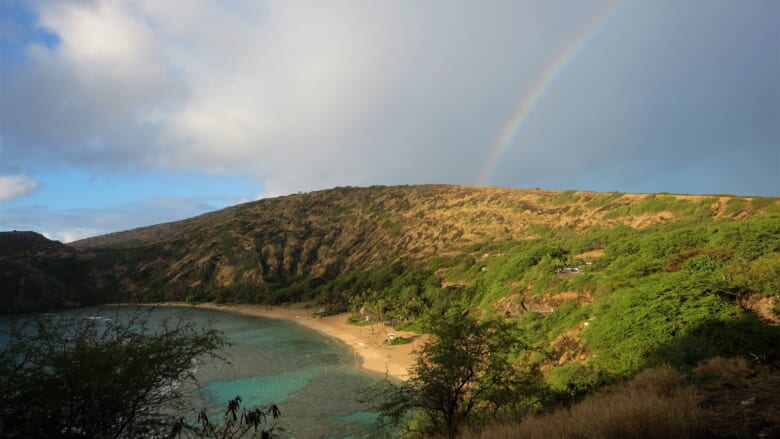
[{"xmin": 554, "ymin": 265, "xmax": 580, "ymax": 274}]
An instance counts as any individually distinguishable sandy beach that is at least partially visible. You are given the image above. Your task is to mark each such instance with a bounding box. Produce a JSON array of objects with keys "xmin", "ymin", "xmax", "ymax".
[{"xmin": 156, "ymin": 302, "xmax": 421, "ymax": 381}]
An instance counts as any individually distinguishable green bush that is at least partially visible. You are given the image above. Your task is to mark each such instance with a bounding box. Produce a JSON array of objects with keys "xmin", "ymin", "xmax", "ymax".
[
  {"xmin": 546, "ymin": 363, "xmax": 605, "ymax": 395},
  {"xmin": 386, "ymin": 336, "xmax": 409, "ymax": 346}
]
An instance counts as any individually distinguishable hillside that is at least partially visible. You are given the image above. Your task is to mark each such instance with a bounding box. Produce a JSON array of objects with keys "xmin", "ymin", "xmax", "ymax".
[{"xmin": 67, "ymin": 185, "xmax": 776, "ymax": 304}]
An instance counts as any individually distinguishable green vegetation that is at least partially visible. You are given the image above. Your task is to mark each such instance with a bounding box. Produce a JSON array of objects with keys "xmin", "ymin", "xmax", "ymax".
[
  {"xmin": 585, "ymin": 191, "xmax": 623, "ymax": 208},
  {"xmin": 0, "ymin": 311, "xmax": 222, "ymax": 437},
  {"xmin": 386, "ymin": 335, "xmax": 409, "ymax": 346},
  {"xmin": 725, "ymin": 196, "xmax": 747, "ymax": 215},
  {"xmin": 552, "ymin": 190, "xmax": 580, "ymax": 205},
  {"xmin": 368, "ymin": 307, "xmax": 538, "ymax": 439}
]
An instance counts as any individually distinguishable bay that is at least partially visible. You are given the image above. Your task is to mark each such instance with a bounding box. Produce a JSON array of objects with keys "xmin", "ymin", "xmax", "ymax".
[{"xmin": 1, "ymin": 305, "xmax": 392, "ymax": 439}]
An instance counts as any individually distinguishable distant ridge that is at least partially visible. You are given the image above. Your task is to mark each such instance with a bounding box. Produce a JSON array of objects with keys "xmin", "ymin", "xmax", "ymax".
[
  {"xmin": 73, "ymin": 184, "xmax": 769, "ymax": 250},
  {"xmin": 0, "ymin": 231, "xmax": 68, "ymax": 257}
]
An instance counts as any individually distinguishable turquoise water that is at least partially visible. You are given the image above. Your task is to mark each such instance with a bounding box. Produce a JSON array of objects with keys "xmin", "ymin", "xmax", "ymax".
[{"xmin": 2, "ymin": 306, "xmax": 393, "ymax": 438}]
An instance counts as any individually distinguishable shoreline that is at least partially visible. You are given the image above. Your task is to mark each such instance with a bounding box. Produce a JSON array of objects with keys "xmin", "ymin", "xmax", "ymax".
[{"xmin": 150, "ymin": 302, "xmax": 420, "ymax": 381}]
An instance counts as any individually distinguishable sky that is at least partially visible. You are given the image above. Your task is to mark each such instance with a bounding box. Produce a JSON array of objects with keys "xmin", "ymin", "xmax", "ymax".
[{"xmin": 1, "ymin": 0, "xmax": 778, "ymax": 242}]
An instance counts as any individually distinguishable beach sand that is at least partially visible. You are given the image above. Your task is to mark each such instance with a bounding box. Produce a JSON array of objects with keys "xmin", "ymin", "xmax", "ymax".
[{"xmin": 157, "ymin": 302, "xmax": 421, "ymax": 381}]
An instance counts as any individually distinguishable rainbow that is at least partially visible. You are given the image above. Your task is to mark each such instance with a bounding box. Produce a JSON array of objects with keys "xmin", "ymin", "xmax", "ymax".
[{"xmin": 478, "ymin": 1, "xmax": 623, "ymax": 185}]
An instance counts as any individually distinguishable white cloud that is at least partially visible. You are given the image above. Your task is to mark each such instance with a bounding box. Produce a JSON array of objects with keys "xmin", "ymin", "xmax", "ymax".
[
  {"xmin": 0, "ymin": 175, "xmax": 40, "ymax": 202},
  {"xmin": 2, "ymin": 0, "xmax": 530, "ymax": 194},
  {"xmin": 43, "ymin": 228, "xmax": 102, "ymax": 243},
  {"xmin": 1, "ymin": 195, "xmax": 241, "ymax": 242},
  {"xmin": 1, "ymin": 0, "xmax": 777, "ymax": 197}
]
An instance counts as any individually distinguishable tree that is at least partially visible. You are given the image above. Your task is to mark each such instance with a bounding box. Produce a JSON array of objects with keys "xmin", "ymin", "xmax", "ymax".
[
  {"xmin": 371, "ymin": 307, "xmax": 528, "ymax": 439},
  {"xmin": 0, "ymin": 310, "xmax": 227, "ymax": 438}
]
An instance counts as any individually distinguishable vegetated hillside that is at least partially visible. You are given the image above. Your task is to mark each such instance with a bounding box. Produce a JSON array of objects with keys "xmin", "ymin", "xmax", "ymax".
[
  {"xmin": 5, "ymin": 186, "xmax": 780, "ymax": 372},
  {"xmin": 71, "ymin": 185, "xmax": 776, "ymax": 302}
]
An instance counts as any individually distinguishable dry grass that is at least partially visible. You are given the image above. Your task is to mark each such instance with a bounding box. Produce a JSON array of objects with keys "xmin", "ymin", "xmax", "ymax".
[
  {"xmin": 461, "ymin": 367, "xmax": 707, "ymax": 439},
  {"xmin": 738, "ymin": 293, "xmax": 780, "ymax": 325},
  {"xmin": 462, "ymin": 359, "xmax": 780, "ymax": 439},
  {"xmin": 693, "ymin": 356, "xmax": 752, "ymax": 381},
  {"xmin": 629, "ymin": 211, "xmax": 676, "ymax": 228},
  {"xmin": 694, "ymin": 357, "xmax": 780, "ymax": 438}
]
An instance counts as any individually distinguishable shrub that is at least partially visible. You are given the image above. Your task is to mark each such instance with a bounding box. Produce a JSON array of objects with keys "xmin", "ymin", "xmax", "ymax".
[
  {"xmin": 385, "ymin": 336, "xmax": 409, "ymax": 346},
  {"xmin": 692, "ymin": 356, "xmax": 751, "ymax": 382},
  {"xmin": 369, "ymin": 309, "xmax": 529, "ymax": 439},
  {"xmin": 0, "ymin": 310, "xmax": 226, "ymax": 438}
]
